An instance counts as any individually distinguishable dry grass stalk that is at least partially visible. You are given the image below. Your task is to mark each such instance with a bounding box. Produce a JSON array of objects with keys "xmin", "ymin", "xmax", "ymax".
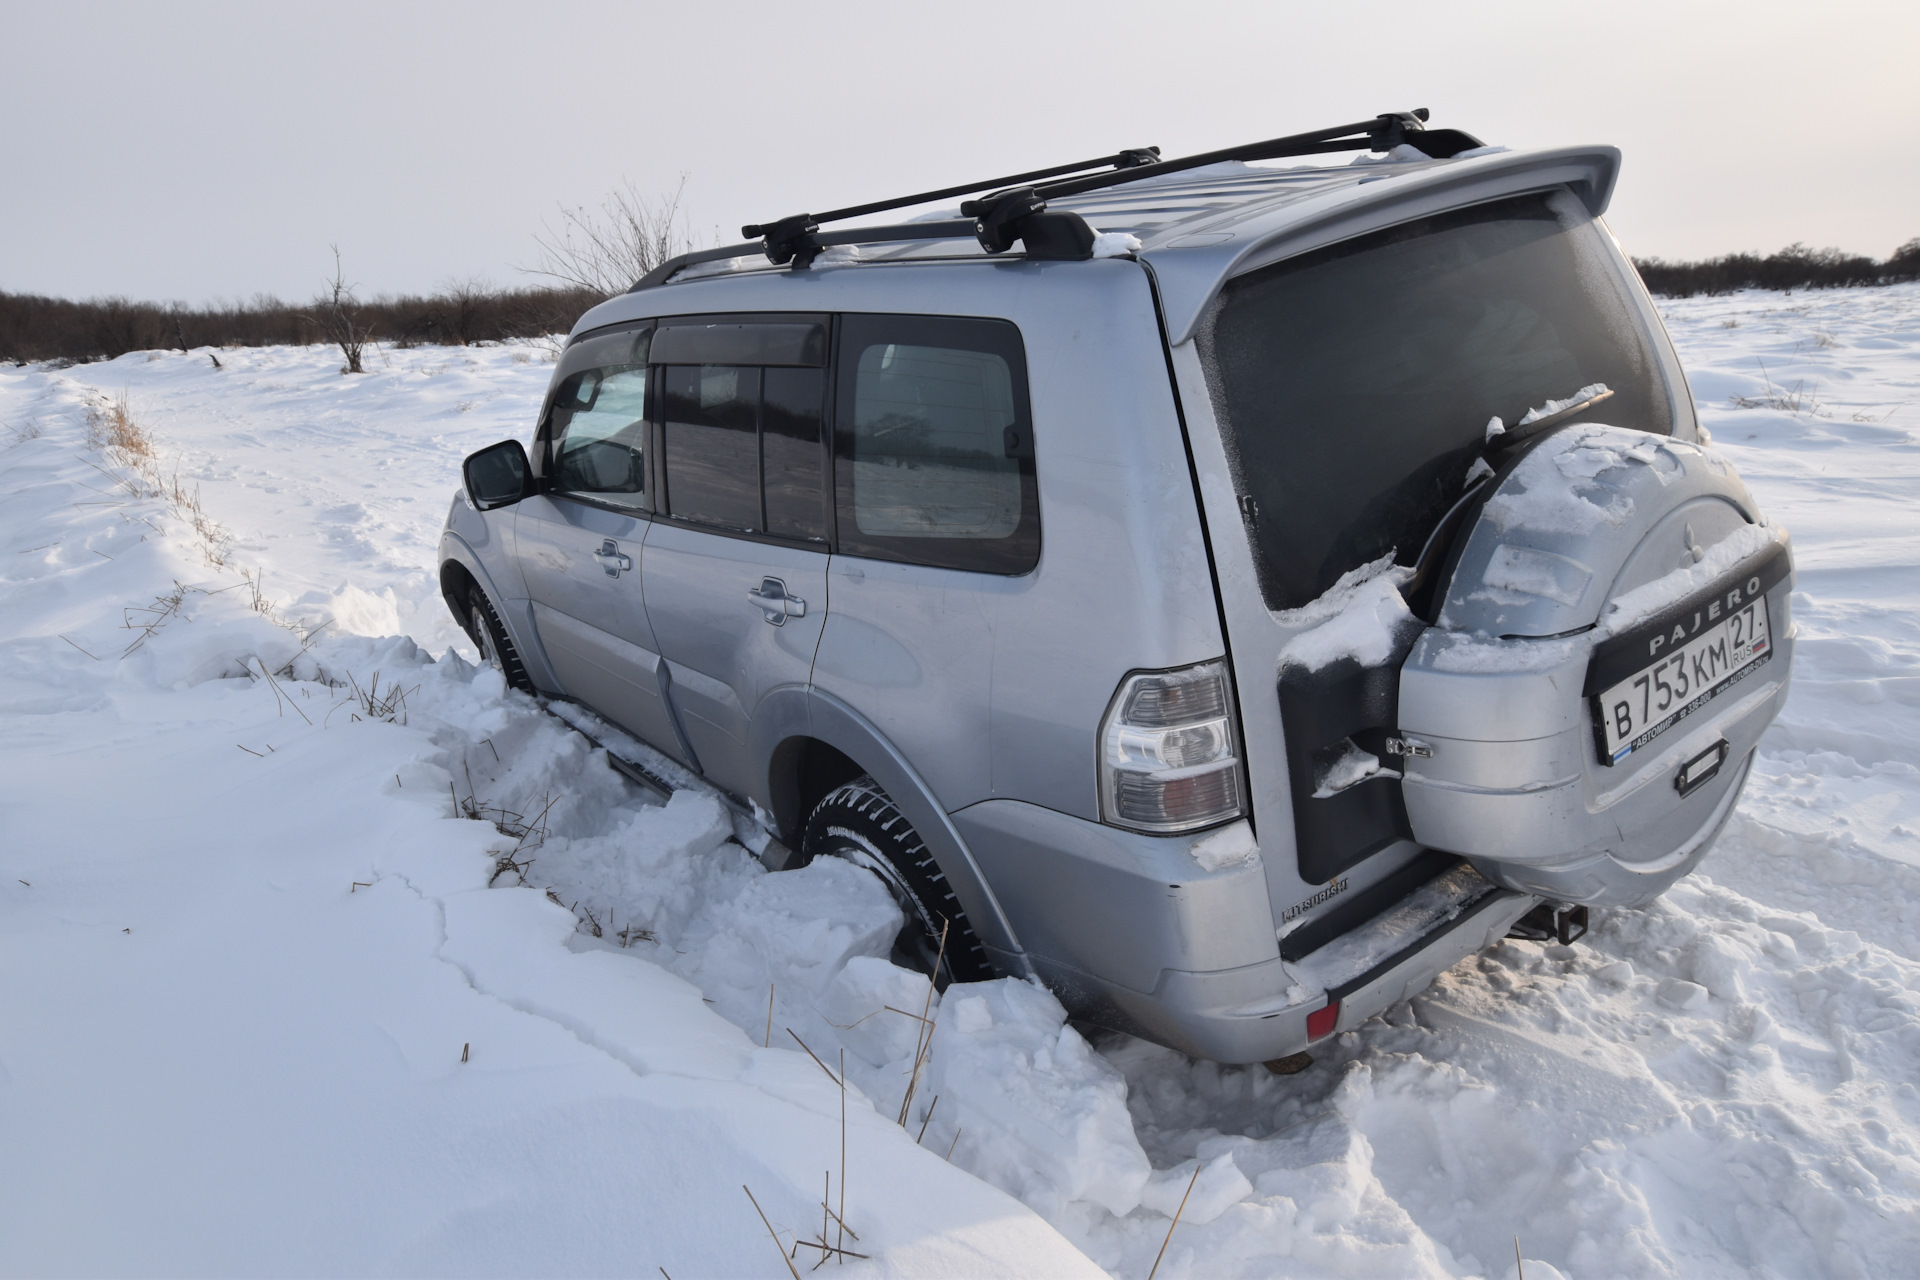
[
  {"xmin": 86, "ymin": 394, "xmax": 153, "ymax": 459},
  {"xmin": 455, "ymin": 760, "xmax": 557, "ymax": 889},
  {"xmin": 120, "ymin": 582, "xmax": 191, "ymax": 655},
  {"xmin": 1729, "ymin": 359, "xmax": 1824, "ymax": 416},
  {"xmin": 743, "ymin": 1185, "xmax": 805, "ymax": 1280},
  {"xmin": 838, "ymin": 1048, "xmax": 846, "ymax": 1262},
  {"xmin": 253, "ymin": 657, "xmax": 313, "ymax": 725},
  {"xmin": 334, "ymin": 670, "xmax": 414, "ymax": 724},
  {"xmin": 84, "ymin": 395, "xmax": 234, "ymax": 567},
  {"xmin": 1147, "ymin": 1163, "xmax": 1203, "ymax": 1280},
  {"xmin": 895, "ymin": 919, "xmax": 948, "ymax": 1127},
  {"xmin": 786, "ymin": 1028, "xmax": 840, "ymax": 1085}
]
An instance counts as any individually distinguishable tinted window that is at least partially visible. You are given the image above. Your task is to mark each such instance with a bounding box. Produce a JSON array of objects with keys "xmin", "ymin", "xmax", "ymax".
[
  {"xmin": 663, "ymin": 365, "xmax": 762, "ymax": 531},
  {"xmin": 1199, "ymin": 190, "xmax": 1676, "ymax": 611},
  {"xmin": 654, "ymin": 321, "xmax": 826, "ymax": 367},
  {"xmin": 762, "ymin": 367, "xmax": 827, "ymax": 540},
  {"xmin": 545, "ymin": 328, "xmax": 649, "ymax": 510},
  {"xmin": 834, "ymin": 315, "xmax": 1037, "ymax": 574}
]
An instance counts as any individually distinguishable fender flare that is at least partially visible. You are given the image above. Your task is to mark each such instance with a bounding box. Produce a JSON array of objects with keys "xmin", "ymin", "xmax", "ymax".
[
  {"xmin": 438, "ymin": 528, "xmax": 563, "ymax": 693},
  {"xmin": 795, "ymin": 687, "xmax": 1034, "ymax": 978}
]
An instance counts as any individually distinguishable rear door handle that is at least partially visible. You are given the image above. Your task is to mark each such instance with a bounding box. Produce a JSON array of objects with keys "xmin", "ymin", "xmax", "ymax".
[
  {"xmin": 747, "ymin": 577, "xmax": 806, "ymax": 626},
  {"xmin": 592, "ymin": 539, "xmax": 632, "ymax": 577}
]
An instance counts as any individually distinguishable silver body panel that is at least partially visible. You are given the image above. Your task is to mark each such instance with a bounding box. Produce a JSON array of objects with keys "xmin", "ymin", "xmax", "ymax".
[
  {"xmin": 437, "ymin": 143, "xmax": 1789, "ymax": 1063},
  {"xmin": 642, "ymin": 520, "xmax": 829, "ymax": 799},
  {"xmin": 514, "ymin": 494, "xmax": 687, "ymax": 762}
]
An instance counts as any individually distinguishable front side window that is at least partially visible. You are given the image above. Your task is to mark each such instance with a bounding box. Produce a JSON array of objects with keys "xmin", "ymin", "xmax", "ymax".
[
  {"xmin": 544, "ymin": 326, "xmax": 650, "ymax": 511},
  {"xmin": 834, "ymin": 314, "xmax": 1037, "ymax": 574},
  {"xmin": 1199, "ymin": 189, "xmax": 1678, "ymax": 611}
]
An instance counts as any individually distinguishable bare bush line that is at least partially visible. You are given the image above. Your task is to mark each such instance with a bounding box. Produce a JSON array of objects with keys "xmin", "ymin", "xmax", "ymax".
[
  {"xmin": 3, "ymin": 283, "xmax": 601, "ymax": 366},
  {"xmin": 1636, "ymin": 237, "xmax": 1920, "ymax": 298}
]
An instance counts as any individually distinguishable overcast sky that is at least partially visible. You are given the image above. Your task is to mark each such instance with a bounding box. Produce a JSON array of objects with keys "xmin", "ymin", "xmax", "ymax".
[{"xmin": 4, "ymin": 0, "xmax": 1915, "ymax": 304}]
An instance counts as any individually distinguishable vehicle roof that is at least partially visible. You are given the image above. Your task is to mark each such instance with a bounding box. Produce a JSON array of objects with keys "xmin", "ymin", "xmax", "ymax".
[{"xmin": 575, "ymin": 144, "xmax": 1620, "ymax": 347}]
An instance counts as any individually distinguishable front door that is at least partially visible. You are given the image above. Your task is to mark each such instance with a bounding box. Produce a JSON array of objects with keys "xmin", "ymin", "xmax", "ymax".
[
  {"xmin": 640, "ymin": 321, "xmax": 833, "ymax": 803},
  {"xmin": 515, "ymin": 325, "xmax": 691, "ymax": 763}
]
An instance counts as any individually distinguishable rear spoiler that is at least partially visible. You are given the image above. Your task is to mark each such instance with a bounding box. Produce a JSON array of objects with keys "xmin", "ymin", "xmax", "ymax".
[{"xmin": 1144, "ymin": 146, "xmax": 1622, "ymax": 345}]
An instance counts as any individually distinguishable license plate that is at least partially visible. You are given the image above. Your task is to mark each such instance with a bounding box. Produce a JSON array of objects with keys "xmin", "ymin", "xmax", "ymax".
[{"xmin": 1586, "ymin": 546, "xmax": 1788, "ymax": 766}]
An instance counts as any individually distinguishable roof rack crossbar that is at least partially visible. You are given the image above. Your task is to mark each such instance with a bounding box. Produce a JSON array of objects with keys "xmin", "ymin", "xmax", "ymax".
[
  {"xmin": 965, "ymin": 111, "xmax": 1443, "ymax": 215},
  {"xmin": 742, "ymin": 148, "xmax": 1159, "ymax": 240},
  {"xmin": 807, "ymin": 219, "xmax": 977, "ymax": 248}
]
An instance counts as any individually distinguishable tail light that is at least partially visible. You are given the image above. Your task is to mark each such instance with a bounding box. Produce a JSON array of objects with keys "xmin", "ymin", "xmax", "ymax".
[
  {"xmin": 1099, "ymin": 659, "xmax": 1247, "ymax": 833},
  {"xmin": 1306, "ymin": 1001, "xmax": 1340, "ymax": 1040}
]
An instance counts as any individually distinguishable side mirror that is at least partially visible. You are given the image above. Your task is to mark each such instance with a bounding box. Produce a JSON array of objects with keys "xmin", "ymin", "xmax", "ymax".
[{"xmin": 463, "ymin": 439, "xmax": 531, "ymax": 511}]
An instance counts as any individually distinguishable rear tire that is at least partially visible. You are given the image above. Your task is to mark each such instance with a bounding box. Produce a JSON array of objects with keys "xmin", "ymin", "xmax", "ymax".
[
  {"xmin": 800, "ymin": 776, "xmax": 994, "ymax": 987},
  {"xmin": 467, "ymin": 586, "xmax": 533, "ymax": 692}
]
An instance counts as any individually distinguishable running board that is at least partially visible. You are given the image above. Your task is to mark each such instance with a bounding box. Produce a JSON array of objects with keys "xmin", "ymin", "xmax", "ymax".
[{"xmin": 537, "ymin": 695, "xmax": 794, "ymax": 871}]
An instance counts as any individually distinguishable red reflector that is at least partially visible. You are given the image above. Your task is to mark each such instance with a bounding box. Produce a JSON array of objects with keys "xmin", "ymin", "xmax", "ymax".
[{"xmin": 1306, "ymin": 1001, "xmax": 1339, "ymax": 1040}]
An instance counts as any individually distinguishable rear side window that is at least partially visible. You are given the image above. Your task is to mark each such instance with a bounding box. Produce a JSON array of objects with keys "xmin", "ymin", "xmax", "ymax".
[
  {"xmin": 1199, "ymin": 190, "xmax": 1676, "ymax": 611},
  {"xmin": 544, "ymin": 326, "xmax": 650, "ymax": 511},
  {"xmin": 834, "ymin": 314, "xmax": 1038, "ymax": 575}
]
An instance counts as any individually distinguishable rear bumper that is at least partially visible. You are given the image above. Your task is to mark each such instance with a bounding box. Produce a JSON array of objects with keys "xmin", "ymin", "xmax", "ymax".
[{"xmin": 953, "ymin": 798, "xmax": 1538, "ymax": 1063}]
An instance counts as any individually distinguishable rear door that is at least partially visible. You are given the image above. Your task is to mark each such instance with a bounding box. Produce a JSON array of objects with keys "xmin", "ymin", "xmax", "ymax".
[
  {"xmin": 515, "ymin": 324, "xmax": 690, "ymax": 762},
  {"xmin": 640, "ymin": 317, "xmax": 833, "ymax": 802},
  {"xmin": 1177, "ymin": 188, "xmax": 1689, "ymax": 922},
  {"xmin": 811, "ymin": 313, "xmax": 1038, "ymax": 817}
]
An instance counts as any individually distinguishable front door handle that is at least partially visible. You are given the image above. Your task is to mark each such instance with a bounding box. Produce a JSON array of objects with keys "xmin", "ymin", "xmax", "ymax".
[
  {"xmin": 592, "ymin": 539, "xmax": 632, "ymax": 577},
  {"xmin": 747, "ymin": 577, "xmax": 806, "ymax": 626}
]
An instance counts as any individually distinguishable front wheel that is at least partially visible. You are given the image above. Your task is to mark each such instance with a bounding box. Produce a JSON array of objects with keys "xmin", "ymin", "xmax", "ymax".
[
  {"xmin": 467, "ymin": 586, "xmax": 533, "ymax": 692},
  {"xmin": 801, "ymin": 776, "xmax": 993, "ymax": 987}
]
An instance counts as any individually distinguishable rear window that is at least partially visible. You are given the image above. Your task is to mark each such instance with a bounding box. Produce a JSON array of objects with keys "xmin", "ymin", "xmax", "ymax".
[{"xmin": 1198, "ymin": 190, "xmax": 1676, "ymax": 612}]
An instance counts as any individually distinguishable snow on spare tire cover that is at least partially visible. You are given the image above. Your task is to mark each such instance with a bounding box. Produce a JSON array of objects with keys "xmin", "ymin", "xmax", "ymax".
[{"xmin": 1437, "ymin": 422, "xmax": 1765, "ymax": 644}]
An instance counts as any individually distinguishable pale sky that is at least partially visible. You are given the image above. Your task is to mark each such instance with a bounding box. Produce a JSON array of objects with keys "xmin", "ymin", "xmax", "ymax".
[{"xmin": 4, "ymin": 0, "xmax": 1916, "ymax": 304}]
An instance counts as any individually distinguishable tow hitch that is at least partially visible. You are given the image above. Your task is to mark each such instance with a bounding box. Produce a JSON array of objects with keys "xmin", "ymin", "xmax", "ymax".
[{"xmin": 1507, "ymin": 901, "xmax": 1590, "ymax": 946}]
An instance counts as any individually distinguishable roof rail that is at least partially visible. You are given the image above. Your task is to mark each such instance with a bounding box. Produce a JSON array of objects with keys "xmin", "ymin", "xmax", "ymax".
[{"xmin": 629, "ymin": 109, "xmax": 1481, "ymax": 291}]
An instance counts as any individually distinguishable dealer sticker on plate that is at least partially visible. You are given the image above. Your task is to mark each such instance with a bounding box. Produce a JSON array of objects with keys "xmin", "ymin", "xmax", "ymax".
[{"xmin": 1585, "ymin": 545, "xmax": 1789, "ymax": 765}]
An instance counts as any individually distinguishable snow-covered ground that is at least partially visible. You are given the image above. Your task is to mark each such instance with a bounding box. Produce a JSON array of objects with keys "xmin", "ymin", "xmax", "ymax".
[{"xmin": 3, "ymin": 283, "xmax": 1917, "ymax": 1278}]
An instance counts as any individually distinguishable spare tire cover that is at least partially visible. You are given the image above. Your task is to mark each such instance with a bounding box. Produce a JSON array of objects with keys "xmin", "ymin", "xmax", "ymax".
[{"xmin": 1395, "ymin": 423, "xmax": 1794, "ymax": 907}]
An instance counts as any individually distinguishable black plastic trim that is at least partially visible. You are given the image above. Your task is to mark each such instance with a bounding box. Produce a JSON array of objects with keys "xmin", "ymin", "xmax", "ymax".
[
  {"xmin": 1325, "ymin": 886, "xmax": 1520, "ymax": 1005},
  {"xmin": 1280, "ymin": 849, "xmax": 1459, "ymax": 961}
]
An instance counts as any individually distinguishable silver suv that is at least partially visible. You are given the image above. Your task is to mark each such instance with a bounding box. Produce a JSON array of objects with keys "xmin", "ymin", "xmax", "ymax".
[{"xmin": 442, "ymin": 112, "xmax": 1793, "ymax": 1065}]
